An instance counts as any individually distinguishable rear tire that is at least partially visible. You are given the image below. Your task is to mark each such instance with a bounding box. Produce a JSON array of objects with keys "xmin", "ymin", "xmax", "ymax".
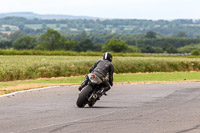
[{"xmin": 76, "ymin": 85, "xmax": 92, "ymax": 108}]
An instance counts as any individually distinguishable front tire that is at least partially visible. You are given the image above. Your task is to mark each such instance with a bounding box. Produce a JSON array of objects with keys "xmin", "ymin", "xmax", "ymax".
[{"xmin": 76, "ymin": 85, "xmax": 93, "ymax": 108}]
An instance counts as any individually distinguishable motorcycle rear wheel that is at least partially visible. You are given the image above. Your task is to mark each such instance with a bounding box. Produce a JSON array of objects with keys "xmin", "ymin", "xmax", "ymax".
[{"xmin": 76, "ymin": 85, "xmax": 92, "ymax": 108}]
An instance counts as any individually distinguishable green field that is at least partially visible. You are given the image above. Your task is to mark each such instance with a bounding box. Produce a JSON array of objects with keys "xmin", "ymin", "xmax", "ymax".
[
  {"xmin": 1, "ymin": 55, "xmax": 200, "ymax": 82},
  {"xmin": 1, "ymin": 72, "xmax": 200, "ymax": 87}
]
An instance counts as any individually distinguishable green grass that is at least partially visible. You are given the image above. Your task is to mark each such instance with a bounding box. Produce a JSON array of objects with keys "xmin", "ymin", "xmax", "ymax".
[
  {"xmin": 114, "ymin": 72, "xmax": 200, "ymax": 82},
  {"xmin": 1, "ymin": 72, "xmax": 200, "ymax": 89},
  {"xmin": 0, "ymin": 76, "xmax": 84, "ymax": 88}
]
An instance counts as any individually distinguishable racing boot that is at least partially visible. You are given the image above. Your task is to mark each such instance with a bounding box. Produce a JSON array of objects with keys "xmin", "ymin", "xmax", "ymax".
[
  {"xmin": 78, "ymin": 83, "xmax": 86, "ymax": 91},
  {"xmin": 78, "ymin": 75, "xmax": 89, "ymax": 91}
]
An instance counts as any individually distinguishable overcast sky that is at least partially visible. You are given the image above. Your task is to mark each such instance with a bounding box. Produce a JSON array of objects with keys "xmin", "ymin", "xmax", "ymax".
[{"xmin": 0, "ymin": 0, "xmax": 199, "ymax": 20}]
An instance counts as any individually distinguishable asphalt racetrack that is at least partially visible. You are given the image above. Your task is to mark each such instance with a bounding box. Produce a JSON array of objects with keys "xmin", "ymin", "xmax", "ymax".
[{"xmin": 1, "ymin": 83, "xmax": 200, "ymax": 133}]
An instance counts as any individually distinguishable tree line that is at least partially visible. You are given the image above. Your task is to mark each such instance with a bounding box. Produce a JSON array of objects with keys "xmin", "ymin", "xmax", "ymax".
[
  {"xmin": 7, "ymin": 29, "xmax": 137, "ymax": 53},
  {"xmin": 1, "ymin": 29, "xmax": 200, "ymax": 54}
]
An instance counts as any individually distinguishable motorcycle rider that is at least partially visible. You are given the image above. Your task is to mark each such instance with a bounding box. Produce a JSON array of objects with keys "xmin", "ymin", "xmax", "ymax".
[{"xmin": 78, "ymin": 52, "xmax": 114, "ymax": 93}]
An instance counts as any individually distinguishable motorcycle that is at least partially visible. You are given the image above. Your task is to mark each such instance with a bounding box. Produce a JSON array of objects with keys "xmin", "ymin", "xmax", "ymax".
[{"xmin": 76, "ymin": 73, "xmax": 109, "ymax": 108}]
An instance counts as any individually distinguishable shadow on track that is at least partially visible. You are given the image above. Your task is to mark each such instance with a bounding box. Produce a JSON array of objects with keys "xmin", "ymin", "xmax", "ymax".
[{"xmin": 84, "ymin": 106, "xmax": 129, "ymax": 109}]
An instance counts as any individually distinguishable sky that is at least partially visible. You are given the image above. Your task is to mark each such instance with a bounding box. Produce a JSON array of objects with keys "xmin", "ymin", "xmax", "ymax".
[{"xmin": 0, "ymin": 0, "xmax": 199, "ymax": 20}]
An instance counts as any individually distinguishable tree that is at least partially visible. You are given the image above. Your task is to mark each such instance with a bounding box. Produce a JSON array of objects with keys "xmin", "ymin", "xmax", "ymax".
[
  {"xmin": 0, "ymin": 41, "xmax": 12, "ymax": 49},
  {"xmin": 62, "ymin": 40, "xmax": 80, "ymax": 51},
  {"xmin": 126, "ymin": 46, "xmax": 141, "ymax": 53},
  {"xmin": 153, "ymin": 47, "xmax": 164, "ymax": 53},
  {"xmin": 74, "ymin": 31, "xmax": 88, "ymax": 41},
  {"xmin": 102, "ymin": 38, "xmax": 129, "ymax": 52},
  {"xmin": 166, "ymin": 45, "xmax": 178, "ymax": 53},
  {"xmin": 37, "ymin": 29, "xmax": 66, "ymax": 50},
  {"xmin": 12, "ymin": 35, "xmax": 37, "ymax": 50},
  {"xmin": 191, "ymin": 49, "xmax": 200, "ymax": 55},
  {"xmin": 79, "ymin": 38, "xmax": 94, "ymax": 52},
  {"xmin": 177, "ymin": 44, "xmax": 198, "ymax": 53},
  {"xmin": 145, "ymin": 31, "xmax": 157, "ymax": 39},
  {"xmin": 93, "ymin": 43, "xmax": 103, "ymax": 52},
  {"xmin": 140, "ymin": 45, "xmax": 164, "ymax": 53},
  {"xmin": 8, "ymin": 31, "xmax": 24, "ymax": 41},
  {"xmin": 176, "ymin": 31, "xmax": 188, "ymax": 38},
  {"xmin": 141, "ymin": 45, "xmax": 154, "ymax": 53}
]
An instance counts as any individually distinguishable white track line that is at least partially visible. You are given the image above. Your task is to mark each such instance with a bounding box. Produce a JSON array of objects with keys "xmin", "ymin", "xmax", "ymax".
[{"xmin": 0, "ymin": 86, "xmax": 60, "ymax": 98}]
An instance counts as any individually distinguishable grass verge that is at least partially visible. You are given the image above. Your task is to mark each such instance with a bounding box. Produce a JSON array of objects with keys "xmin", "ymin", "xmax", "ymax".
[{"xmin": 0, "ymin": 72, "xmax": 200, "ymax": 95}]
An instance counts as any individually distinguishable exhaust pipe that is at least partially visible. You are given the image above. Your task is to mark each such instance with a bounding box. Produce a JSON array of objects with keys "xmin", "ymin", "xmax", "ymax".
[{"xmin": 93, "ymin": 94, "xmax": 98, "ymax": 99}]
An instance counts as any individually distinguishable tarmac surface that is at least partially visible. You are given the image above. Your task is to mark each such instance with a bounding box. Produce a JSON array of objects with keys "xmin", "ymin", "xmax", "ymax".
[{"xmin": 0, "ymin": 83, "xmax": 200, "ymax": 133}]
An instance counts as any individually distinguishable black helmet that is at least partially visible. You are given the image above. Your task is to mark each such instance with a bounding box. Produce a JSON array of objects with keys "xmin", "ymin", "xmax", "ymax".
[{"xmin": 103, "ymin": 52, "xmax": 112, "ymax": 62}]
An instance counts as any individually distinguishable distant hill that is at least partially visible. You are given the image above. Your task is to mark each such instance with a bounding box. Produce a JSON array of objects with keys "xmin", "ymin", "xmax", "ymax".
[
  {"xmin": 1, "ymin": 14, "xmax": 200, "ymax": 38},
  {"xmin": 0, "ymin": 12, "xmax": 99, "ymax": 20}
]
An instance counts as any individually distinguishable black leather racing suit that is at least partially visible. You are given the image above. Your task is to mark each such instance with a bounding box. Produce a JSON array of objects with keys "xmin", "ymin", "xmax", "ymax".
[{"xmin": 80, "ymin": 59, "xmax": 114, "ymax": 92}]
